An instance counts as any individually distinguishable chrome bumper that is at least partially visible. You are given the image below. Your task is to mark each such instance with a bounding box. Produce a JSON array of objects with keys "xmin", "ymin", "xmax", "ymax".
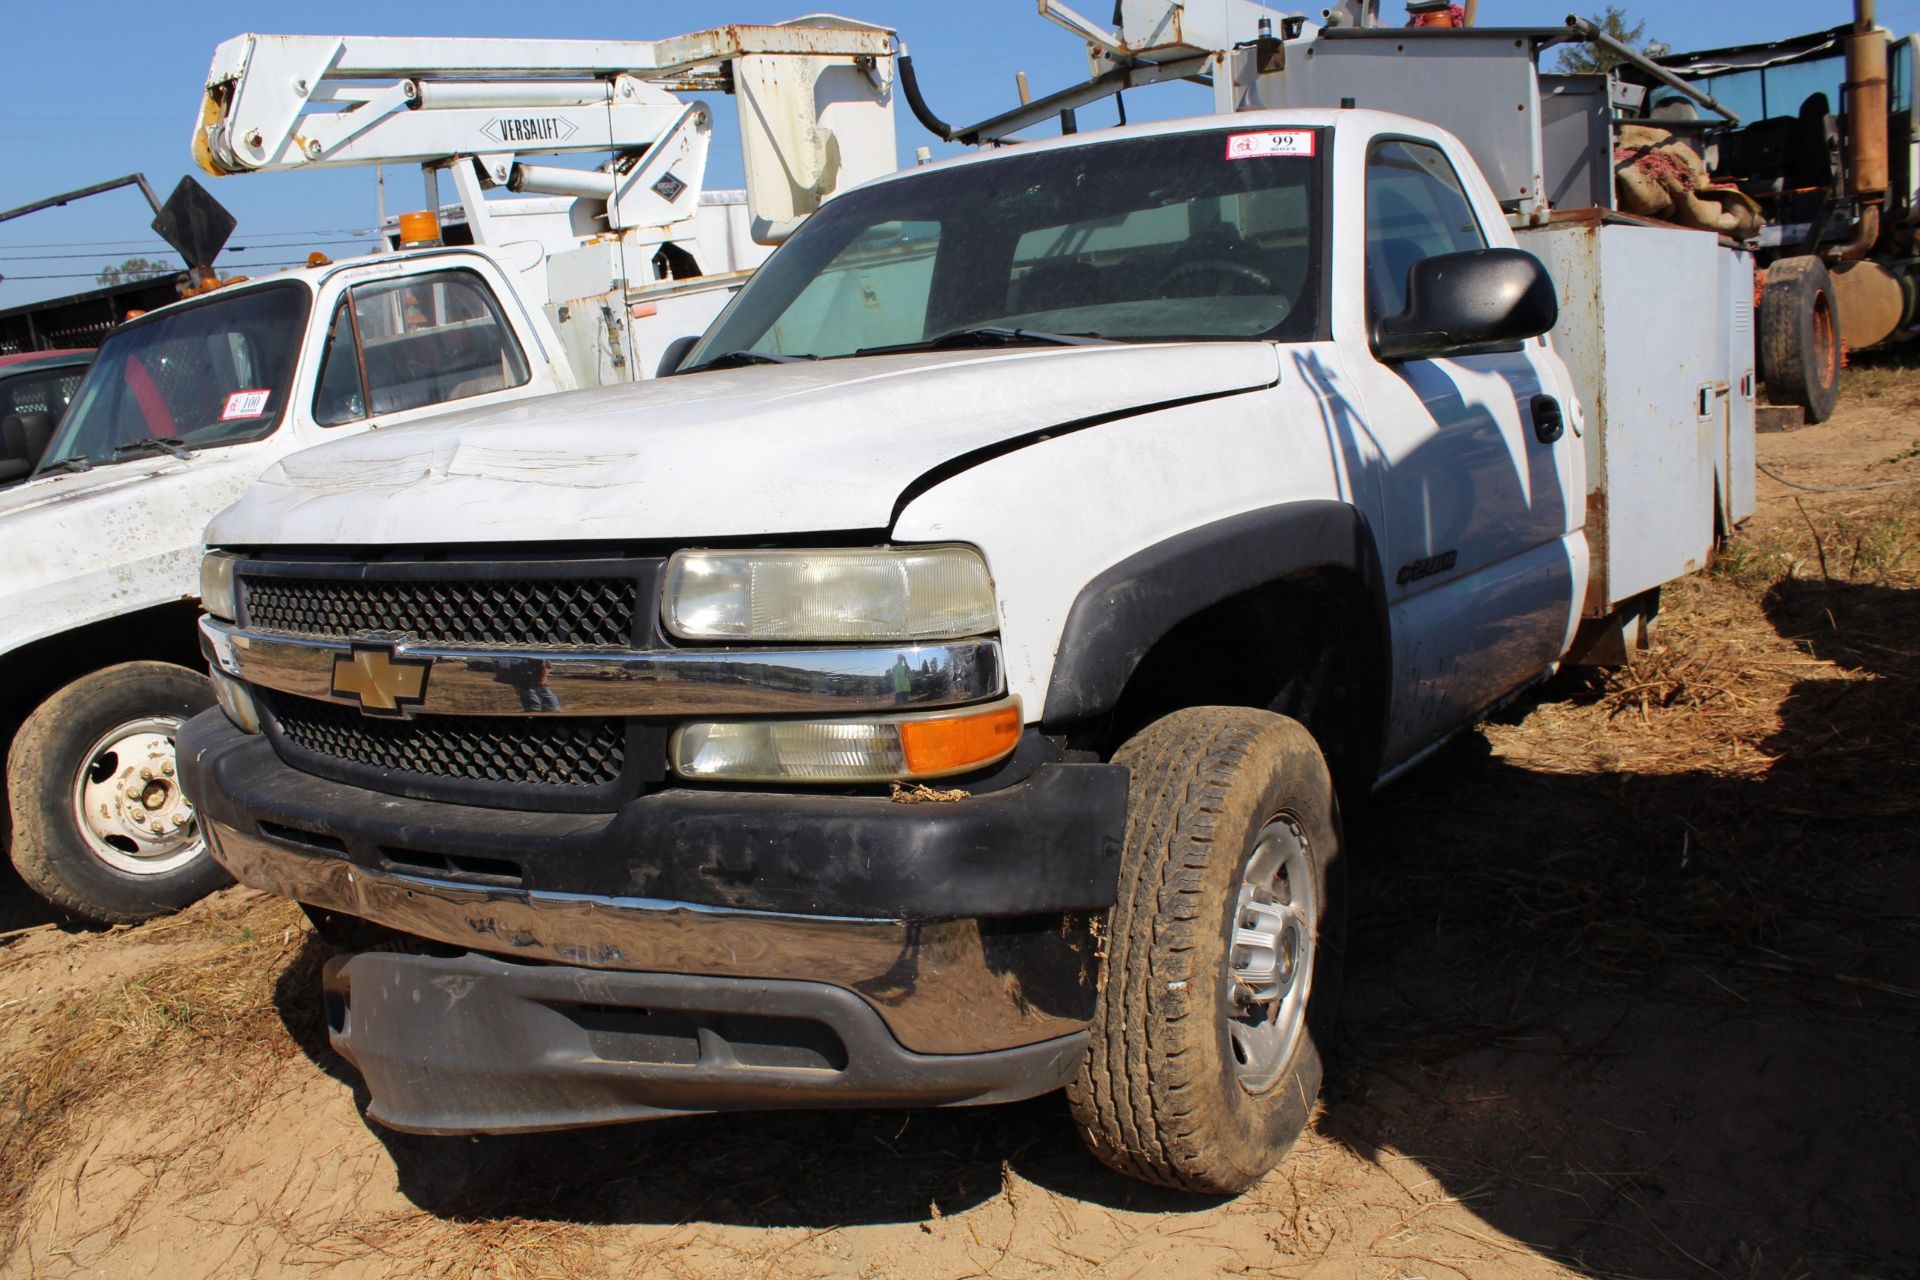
[
  {"xmin": 198, "ymin": 617, "xmax": 1003, "ymax": 718},
  {"xmin": 206, "ymin": 818, "xmax": 1090, "ymax": 1056}
]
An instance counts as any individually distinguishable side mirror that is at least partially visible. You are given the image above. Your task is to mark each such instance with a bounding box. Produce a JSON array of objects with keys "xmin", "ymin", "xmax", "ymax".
[
  {"xmin": 1372, "ymin": 248, "xmax": 1558, "ymax": 362},
  {"xmin": 656, "ymin": 335, "xmax": 701, "ymax": 378}
]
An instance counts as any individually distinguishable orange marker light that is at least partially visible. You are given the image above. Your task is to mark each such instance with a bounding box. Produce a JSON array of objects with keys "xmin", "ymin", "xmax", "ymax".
[
  {"xmin": 900, "ymin": 702, "xmax": 1022, "ymax": 776},
  {"xmin": 396, "ymin": 210, "xmax": 442, "ymax": 247}
]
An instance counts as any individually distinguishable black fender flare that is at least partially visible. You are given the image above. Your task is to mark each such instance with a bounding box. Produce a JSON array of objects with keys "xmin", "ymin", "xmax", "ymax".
[{"xmin": 1042, "ymin": 500, "xmax": 1390, "ymax": 725}]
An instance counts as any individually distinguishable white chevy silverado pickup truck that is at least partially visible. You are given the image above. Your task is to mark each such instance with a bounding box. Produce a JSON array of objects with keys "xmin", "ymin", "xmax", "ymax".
[{"xmin": 180, "ymin": 104, "xmax": 1753, "ymax": 1193}]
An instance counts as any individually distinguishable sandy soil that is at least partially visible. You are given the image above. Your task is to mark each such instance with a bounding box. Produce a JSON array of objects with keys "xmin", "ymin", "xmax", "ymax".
[{"xmin": 1, "ymin": 386, "xmax": 1915, "ymax": 1280}]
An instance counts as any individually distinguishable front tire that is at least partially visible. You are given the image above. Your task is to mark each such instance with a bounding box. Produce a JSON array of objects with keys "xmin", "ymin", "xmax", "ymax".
[
  {"xmin": 1069, "ymin": 707, "xmax": 1345, "ymax": 1194},
  {"xmin": 7, "ymin": 662, "xmax": 227, "ymax": 924}
]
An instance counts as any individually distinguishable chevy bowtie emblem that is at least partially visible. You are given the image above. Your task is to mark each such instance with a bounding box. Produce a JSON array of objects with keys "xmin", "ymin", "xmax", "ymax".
[{"xmin": 330, "ymin": 644, "xmax": 431, "ymax": 717}]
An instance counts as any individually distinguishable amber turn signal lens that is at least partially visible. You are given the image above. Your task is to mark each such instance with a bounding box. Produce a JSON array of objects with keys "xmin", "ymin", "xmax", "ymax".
[
  {"xmin": 900, "ymin": 702, "xmax": 1023, "ymax": 776},
  {"xmin": 396, "ymin": 210, "xmax": 442, "ymax": 246},
  {"xmin": 671, "ymin": 697, "xmax": 1022, "ymax": 783}
]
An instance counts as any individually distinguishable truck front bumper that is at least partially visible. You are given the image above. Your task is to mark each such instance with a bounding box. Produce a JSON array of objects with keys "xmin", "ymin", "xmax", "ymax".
[
  {"xmin": 180, "ymin": 712, "xmax": 1127, "ymax": 1131},
  {"xmin": 320, "ymin": 951, "xmax": 1090, "ymax": 1133}
]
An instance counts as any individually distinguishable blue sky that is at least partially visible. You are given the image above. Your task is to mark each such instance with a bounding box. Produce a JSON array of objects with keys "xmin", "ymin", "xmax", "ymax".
[{"xmin": 0, "ymin": 0, "xmax": 1900, "ymax": 310}]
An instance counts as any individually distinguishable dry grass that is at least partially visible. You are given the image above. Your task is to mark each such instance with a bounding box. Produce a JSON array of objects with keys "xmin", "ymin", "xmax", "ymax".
[
  {"xmin": 1834, "ymin": 341, "xmax": 1920, "ymax": 402},
  {"xmin": 290, "ymin": 1212, "xmax": 606, "ymax": 1279},
  {"xmin": 0, "ymin": 892, "xmax": 316, "ymax": 1253}
]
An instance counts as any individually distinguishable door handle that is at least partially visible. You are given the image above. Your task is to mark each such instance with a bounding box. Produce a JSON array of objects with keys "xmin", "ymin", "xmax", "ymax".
[{"xmin": 1530, "ymin": 395, "xmax": 1564, "ymax": 444}]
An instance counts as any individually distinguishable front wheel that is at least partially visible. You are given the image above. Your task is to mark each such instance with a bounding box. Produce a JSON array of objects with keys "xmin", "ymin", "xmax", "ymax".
[
  {"xmin": 1068, "ymin": 707, "xmax": 1345, "ymax": 1194},
  {"xmin": 7, "ymin": 662, "xmax": 228, "ymax": 924}
]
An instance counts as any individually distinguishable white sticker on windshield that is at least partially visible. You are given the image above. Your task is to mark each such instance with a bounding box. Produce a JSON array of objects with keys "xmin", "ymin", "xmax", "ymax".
[
  {"xmin": 221, "ymin": 389, "xmax": 271, "ymax": 420},
  {"xmin": 1226, "ymin": 130, "xmax": 1316, "ymax": 160}
]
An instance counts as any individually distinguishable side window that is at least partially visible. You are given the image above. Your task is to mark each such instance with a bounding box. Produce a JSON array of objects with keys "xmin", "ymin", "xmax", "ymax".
[
  {"xmin": 310, "ymin": 270, "xmax": 531, "ymax": 425},
  {"xmin": 1365, "ymin": 139, "xmax": 1486, "ymax": 323},
  {"xmin": 313, "ymin": 301, "xmax": 365, "ymax": 426},
  {"xmin": 4, "ymin": 370, "xmax": 85, "ymax": 419}
]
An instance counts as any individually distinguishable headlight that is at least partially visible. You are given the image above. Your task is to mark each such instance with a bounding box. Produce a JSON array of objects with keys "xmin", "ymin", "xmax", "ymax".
[
  {"xmin": 671, "ymin": 696, "xmax": 1022, "ymax": 783},
  {"xmin": 201, "ymin": 551, "xmax": 240, "ymax": 621},
  {"xmin": 663, "ymin": 545, "xmax": 997, "ymax": 642}
]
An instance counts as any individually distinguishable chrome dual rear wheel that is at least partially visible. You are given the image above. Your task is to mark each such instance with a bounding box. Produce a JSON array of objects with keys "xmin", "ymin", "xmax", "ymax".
[{"xmin": 72, "ymin": 717, "xmax": 203, "ymax": 876}]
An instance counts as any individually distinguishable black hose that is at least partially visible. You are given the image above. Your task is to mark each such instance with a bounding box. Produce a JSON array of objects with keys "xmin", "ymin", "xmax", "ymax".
[
  {"xmin": 1758, "ymin": 460, "xmax": 1920, "ymax": 493},
  {"xmin": 897, "ymin": 51, "xmax": 956, "ymax": 143}
]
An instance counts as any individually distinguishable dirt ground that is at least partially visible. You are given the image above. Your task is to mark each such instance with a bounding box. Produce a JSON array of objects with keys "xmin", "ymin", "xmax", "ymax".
[{"xmin": 2, "ymin": 380, "xmax": 1916, "ymax": 1280}]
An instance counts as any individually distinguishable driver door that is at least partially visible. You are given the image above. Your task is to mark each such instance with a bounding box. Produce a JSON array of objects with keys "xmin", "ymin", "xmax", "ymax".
[{"xmin": 1341, "ymin": 135, "xmax": 1581, "ymax": 765}]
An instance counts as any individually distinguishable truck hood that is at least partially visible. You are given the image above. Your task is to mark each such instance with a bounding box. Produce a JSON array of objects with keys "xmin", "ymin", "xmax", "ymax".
[
  {"xmin": 209, "ymin": 343, "xmax": 1279, "ymax": 546},
  {"xmin": 0, "ymin": 454, "xmax": 182, "ymax": 518}
]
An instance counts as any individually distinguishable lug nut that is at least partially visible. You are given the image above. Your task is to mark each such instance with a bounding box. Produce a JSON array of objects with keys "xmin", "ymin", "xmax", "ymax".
[
  {"xmin": 141, "ymin": 767, "xmax": 154, "ymax": 780},
  {"xmin": 162, "ymin": 762, "xmax": 174, "ymax": 777},
  {"xmin": 126, "ymin": 786, "xmax": 143, "ymax": 800}
]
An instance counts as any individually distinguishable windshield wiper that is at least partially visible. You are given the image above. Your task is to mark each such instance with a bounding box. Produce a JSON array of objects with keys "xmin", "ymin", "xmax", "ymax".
[
  {"xmin": 30, "ymin": 438, "xmax": 188, "ymax": 478},
  {"xmin": 854, "ymin": 326, "xmax": 1114, "ymax": 357},
  {"xmin": 111, "ymin": 438, "xmax": 192, "ymax": 462},
  {"xmin": 685, "ymin": 350, "xmax": 819, "ymax": 372}
]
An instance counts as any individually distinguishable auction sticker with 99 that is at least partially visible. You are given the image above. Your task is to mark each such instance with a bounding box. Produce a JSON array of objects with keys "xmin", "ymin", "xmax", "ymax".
[{"xmin": 1225, "ymin": 130, "xmax": 1316, "ymax": 159}]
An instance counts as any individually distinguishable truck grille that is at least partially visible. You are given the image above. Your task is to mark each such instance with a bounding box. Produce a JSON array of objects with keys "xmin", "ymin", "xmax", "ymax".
[
  {"xmin": 262, "ymin": 692, "xmax": 626, "ymax": 789},
  {"xmin": 240, "ymin": 575, "xmax": 642, "ymax": 649}
]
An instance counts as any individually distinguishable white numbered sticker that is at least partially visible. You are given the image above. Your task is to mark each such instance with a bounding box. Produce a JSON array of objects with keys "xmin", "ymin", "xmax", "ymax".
[
  {"xmin": 1225, "ymin": 130, "xmax": 1317, "ymax": 160},
  {"xmin": 221, "ymin": 389, "xmax": 272, "ymax": 420}
]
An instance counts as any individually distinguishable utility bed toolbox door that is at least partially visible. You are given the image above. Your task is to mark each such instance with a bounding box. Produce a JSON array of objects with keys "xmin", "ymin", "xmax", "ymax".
[{"xmin": 1529, "ymin": 219, "xmax": 1752, "ymax": 615}]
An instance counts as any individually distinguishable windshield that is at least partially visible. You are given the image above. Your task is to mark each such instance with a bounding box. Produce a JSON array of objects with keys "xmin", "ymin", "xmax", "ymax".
[
  {"xmin": 37, "ymin": 283, "xmax": 310, "ymax": 472},
  {"xmin": 686, "ymin": 126, "xmax": 1326, "ymax": 368},
  {"xmin": 1654, "ymin": 52, "xmax": 1844, "ymax": 124}
]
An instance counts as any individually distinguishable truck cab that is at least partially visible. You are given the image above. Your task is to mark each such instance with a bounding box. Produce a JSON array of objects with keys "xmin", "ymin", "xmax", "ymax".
[{"xmin": 1, "ymin": 248, "xmax": 565, "ymax": 923}]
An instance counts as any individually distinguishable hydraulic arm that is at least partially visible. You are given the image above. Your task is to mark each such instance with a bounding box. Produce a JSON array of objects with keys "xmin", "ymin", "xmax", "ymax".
[{"xmin": 194, "ymin": 17, "xmax": 897, "ymax": 241}]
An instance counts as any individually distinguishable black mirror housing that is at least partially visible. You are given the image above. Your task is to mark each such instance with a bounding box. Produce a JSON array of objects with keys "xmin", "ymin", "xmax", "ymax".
[
  {"xmin": 1372, "ymin": 248, "xmax": 1558, "ymax": 362},
  {"xmin": 656, "ymin": 334, "xmax": 701, "ymax": 378}
]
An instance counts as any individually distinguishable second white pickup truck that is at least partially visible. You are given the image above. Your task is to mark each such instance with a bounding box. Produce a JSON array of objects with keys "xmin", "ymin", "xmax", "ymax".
[{"xmin": 1, "ymin": 14, "xmax": 896, "ymax": 924}]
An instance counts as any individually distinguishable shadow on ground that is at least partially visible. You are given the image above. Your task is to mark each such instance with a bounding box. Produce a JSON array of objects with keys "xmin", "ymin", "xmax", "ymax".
[
  {"xmin": 267, "ymin": 577, "xmax": 1917, "ymax": 1275},
  {"xmin": 1327, "ymin": 576, "xmax": 1919, "ymax": 1278}
]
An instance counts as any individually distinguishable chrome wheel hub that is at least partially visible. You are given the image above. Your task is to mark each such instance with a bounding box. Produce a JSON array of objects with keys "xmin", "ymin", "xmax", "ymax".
[
  {"xmin": 1226, "ymin": 813, "xmax": 1316, "ymax": 1093},
  {"xmin": 72, "ymin": 717, "xmax": 203, "ymax": 876}
]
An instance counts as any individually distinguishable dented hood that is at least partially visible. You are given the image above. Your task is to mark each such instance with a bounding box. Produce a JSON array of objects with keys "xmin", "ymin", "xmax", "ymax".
[{"xmin": 208, "ymin": 343, "xmax": 1278, "ymax": 546}]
